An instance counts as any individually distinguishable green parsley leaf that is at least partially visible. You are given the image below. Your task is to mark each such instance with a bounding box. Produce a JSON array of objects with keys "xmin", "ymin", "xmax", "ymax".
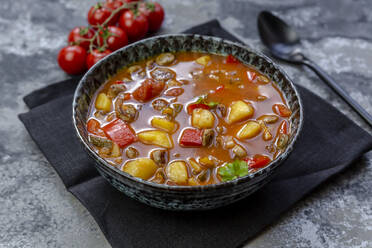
[
  {"xmin": 233, "ymin": 160, "xmax": 249, "ymax": 177},
  {"xmin": 195, "ymin": 94, "xmax": 207, "ymax": 104},
  {"xmin": 218, "ymin": 164, "xmax": 237, "ymax": 181},
  {"xmin": 206, "ymin": 101, "xmax": 219, "ymax": 108},
  {"xmin": 218, "ymin": 160, "xmax": 249, "ymax": 182},
  {"xmin": 194, "ymin": 94, "xmax": 219, "ymax": 108}
]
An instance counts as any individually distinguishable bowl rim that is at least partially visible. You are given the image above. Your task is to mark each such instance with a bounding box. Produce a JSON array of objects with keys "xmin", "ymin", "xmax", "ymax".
[{"xmin": 72, "ymin": 33, "xmax": 304, "ymax": 191}]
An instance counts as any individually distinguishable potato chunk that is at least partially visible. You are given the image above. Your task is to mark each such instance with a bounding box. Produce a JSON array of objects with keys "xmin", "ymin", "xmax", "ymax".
[
  {"xmin": 95, "ymin": 93, "xmax": 111, "ymax": 112},
  {"xmin": 122, "ymin": 158, "xmax": 158, "ymax": 180},
  {"xmin": 111, "ymin": 143, "xmax": 121, "ymax": 157},
  {"xmin": 195, "ymin": 55, "xmax": 211, "ymax": 66},
  {"xmin": 166, "ymin": 161, "xmax": 188, "ymax": 184},
  {"xmin": 151, "ymin": 117, "xmax": 177, "ymax": 133},
  {"xmin": 188, "ymin": 177, "xmax": 198, "ymax": 186},
  {"xmin": 192, "ymin": 109, "xmax": 215, "ymax": 129},
  {"xmin": 199, "ymin": 157, "xmax": 214, "ymax": 167},
  {"xmin": 138, "ymin": 130, "xmax": 173, "ymax": 148},
  {"xmin": 227, "ymin": 100, "xmax": 254, "ymax": 124},
  {"xmin": 237, "ymin": 121, "xmax": 262, "ymax": 139}
]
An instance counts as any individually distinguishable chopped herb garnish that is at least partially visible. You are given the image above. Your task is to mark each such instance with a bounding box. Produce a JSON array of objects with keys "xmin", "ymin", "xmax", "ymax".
[
  {"xmin": 206, "ymin": 101, "xmax": 219, "ymax": 108},
  {"xmin": 218, "ymin": 160, "xmax": 249, "ymax": 182},
  {"xmin": 195, "ymin": 94, "xmax": 219, "ymax": 108},
  {"xmin": 195, "ymin": 94, "xmax": 207, "ymax": 104}
]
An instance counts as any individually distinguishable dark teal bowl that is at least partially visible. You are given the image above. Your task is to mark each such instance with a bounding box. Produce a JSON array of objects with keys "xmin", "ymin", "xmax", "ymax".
[{"xmin": 72, "ymin": 34, "xmax": 303, "ymax": 210}]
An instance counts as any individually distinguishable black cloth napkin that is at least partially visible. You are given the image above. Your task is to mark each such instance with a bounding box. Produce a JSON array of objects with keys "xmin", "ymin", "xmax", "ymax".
[{"xmin": 19, "ymin": 20, "xmax": 372, "ymax": 248}]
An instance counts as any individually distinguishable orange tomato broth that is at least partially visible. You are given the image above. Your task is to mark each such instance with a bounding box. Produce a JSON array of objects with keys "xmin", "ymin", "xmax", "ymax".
[{"xmin": 87, "ymin": 52, "xmax": 291, "ymax": 185}]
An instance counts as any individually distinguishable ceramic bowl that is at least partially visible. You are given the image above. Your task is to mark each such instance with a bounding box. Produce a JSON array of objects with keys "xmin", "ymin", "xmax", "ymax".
[{"xmin": 72, "ymin": 34, "xmax": 303, "ymax": 211}]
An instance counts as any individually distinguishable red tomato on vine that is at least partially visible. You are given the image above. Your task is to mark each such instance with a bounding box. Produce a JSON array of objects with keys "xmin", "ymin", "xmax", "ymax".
[
  {"xmin": 58, "ymin": 0, "xmax": 166, "ymax": 74},
  {"xmin": 119, "ymin": 10, "xmax": 149, "ymax": 41},
  {"xmin": 87, "ymin": 3, "xmax": 116, "ymax": 26},
  {"xmin": 58, "ymin": 45, "xmax": 87, "ymax": 75},
  {"xmin": 86, "ymin": 49, "xmax": 112, "ymax": 69},
  {"xmin": 138, "ymin": 2, "xmax": 164, "ymax": 32},
  {"xmin": 68, "ymin": 27, "xmax": 95, "ymax": 50},
  {"xmin": 98, "ymin": 26, "xmax": 128, "ymax": 51}
]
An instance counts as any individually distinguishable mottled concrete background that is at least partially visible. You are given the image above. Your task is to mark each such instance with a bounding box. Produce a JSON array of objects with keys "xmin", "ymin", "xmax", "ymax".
[{"xmin": 0, "ymin": 0, "xmax": 371, "ymax": 247}]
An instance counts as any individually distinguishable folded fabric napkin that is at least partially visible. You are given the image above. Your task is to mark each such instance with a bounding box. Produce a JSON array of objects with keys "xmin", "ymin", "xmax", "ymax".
[{"xmin": 19, "ymin": 20, "xmax": 372, "ymax": 248}]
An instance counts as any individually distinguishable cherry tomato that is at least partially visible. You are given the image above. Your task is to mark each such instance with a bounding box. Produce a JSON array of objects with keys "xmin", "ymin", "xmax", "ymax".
[
  {"xmin": 105, "ymin": 0, "xmax": 124, "ymax": 10},
  {"xmin": 86, "ymin": 49, "xmax": 112, "ymax": 69},
  {"xmin": 57, "ymin": 45, "xmax": 87, "ymax": 75},
  {"xmin": 119, "ymin": 10, "xmax": 149, "ymax": 41},
  {"xmin": 105, "ymin": 0, "xmax": 138, "ymax": 9},
  {"xmin": 87, "ymin": 3, "xmax": 116, "ymax": 26},
  {"xmin": 68, "ymin": 27, "xmax": 94, "ymax": 50},
  {"xmin": 104, "ymin": 0, "xmax": 132, "ymax": 22},
  {"xmin": 138, "ymin": 2, "xmax": 165, "ymax": 32},
  {"xmin": 99, "ymin": 26, "xmax": 128, "ymax": 51}
]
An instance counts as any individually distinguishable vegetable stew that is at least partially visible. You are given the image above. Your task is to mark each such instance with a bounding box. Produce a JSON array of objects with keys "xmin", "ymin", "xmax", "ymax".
[{"xmin": 86, "ymin": 52, "xmax": 292, "ymax": 185}]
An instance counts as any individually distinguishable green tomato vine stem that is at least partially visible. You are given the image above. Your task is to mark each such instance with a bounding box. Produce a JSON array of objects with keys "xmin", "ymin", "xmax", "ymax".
[{"xmin": 80, "ymin": 1, "xmax": 139, "ymax": 53}]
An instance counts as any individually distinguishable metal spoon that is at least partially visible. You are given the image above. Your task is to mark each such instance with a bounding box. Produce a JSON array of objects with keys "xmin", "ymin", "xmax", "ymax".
[{"xmin": 257, "ymin": 11, "xmax": 372, "ymax": 127}]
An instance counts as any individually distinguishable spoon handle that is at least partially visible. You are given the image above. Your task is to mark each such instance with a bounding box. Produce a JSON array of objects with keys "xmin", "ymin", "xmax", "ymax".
[{"xmin": 301, "ymin": 57, "xmax": 372, "ymax": 127}]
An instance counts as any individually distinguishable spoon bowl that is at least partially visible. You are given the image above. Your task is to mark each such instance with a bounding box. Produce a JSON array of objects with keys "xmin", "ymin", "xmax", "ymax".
[
  {"xmin": 257, "ymin": 11, "xmax": 372, "ymax": 127},
  {"xmin": 257, "ymin": 11, "xmax": 304, "ymax": 63}
]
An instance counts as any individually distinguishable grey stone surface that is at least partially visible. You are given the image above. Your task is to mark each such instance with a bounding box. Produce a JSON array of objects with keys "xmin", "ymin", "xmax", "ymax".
[{"xmin": 0, "ymin": 0, "xmax": 371, "ymax": 247}]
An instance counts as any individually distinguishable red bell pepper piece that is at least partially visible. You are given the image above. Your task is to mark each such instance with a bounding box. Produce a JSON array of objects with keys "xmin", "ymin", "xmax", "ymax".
[
  {"xmin": 278, "ymin": 120, "xmax": 288, "ymax": 135},
  {"xmin": 179, "ymin": 128, "xmax": 203, "ymax": 147},
  {"xmin": 123, "ymin": 93, "xmax": 131, "ymax": 100},
  {"xmin": 133, "ymin": 78, "xmax": 165, "ymax": 102},
  {"xmin": 272, "ymin": 104, "xmax": 292, "ymax": 117},
  {"xmin": 114, "ymin": 80, "xmax": 124, "ymax": 84},
  {"xmin": 247, "ymin": 71, "xmax": 257, "ymax": 81},
  {"xmin": 215, "ymin": 84, "xmax": 225, "ymax": 92},
  {"xmin": 244, "ymin": 155, "xmax": 271, "ymax": 169},
  {"xmin": 225, "ymin": 54, "xmax": 239, "ymax": 64},
  {"xmin": 87, "ymin": 119, "xmax": 105, "ymax": 137},
  {"xmin": 102, "ymin": 119, "xmax": 137, "ymax": 148},
  {"xmin": 187, "ymin": 103, "xmax": 210, "ymax": 114}
]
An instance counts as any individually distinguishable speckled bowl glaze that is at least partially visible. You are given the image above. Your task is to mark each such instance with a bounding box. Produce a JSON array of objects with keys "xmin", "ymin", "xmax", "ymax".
[{"xmin": 73, "ymin": 34, "xmax": 303, "ymax": 211}]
